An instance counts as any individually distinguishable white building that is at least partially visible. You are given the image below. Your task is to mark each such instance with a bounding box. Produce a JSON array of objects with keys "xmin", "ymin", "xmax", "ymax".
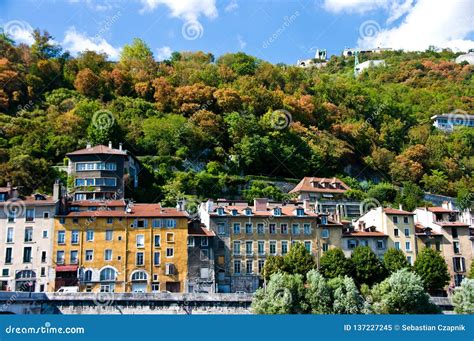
[
  {"xmin": 455, "ymin": 50, "xmax": 474, "ymax": 65},
  {"xmin": 431, "ymin": 111, "xmax": 474, "ymax": 132},
  {"xmin": 296, "ymin": 49, "xmax": 328, "ymax": 68},
  {"xmin": 0, "ymin": 183, "xmax": 60, "ymax": 292},
  {"xmin": 354, "ymin": 60, "xmax": 385, "ymax": 76},
  {"xmin": 343, "ymin": 47, "xmax": 391, "ymax": 57}
]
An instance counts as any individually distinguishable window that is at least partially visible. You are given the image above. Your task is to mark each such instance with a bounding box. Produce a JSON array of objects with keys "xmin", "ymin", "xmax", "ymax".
[
  {"xmin": 59, "ymin": 217, "xmax": 65, "ymax": 224},
  {"xmin": 406, "ymin": 256, "xmax": 412, "ymax": 265},
  {"xmin": 84, "ymin": 270, "xmax": 92, "ymax": 282},
  {"xmin": 453, "ymin": 241, "xmax": 460, "ymax": 254},
  {"xmin": 320, "ymin": 216, "xmax": 328, "ymax": 225},
  {"xmin": 151, "ymin": 283, "xmax": 160, "ymax": 292},
  {"xmin": 393, "ymin": 216, "xmax": 398, "ymax": 224},
  {"xmin": 217, "ymin": 207, "xmax": 224, "ymax": 215},
  {"xmin": 105, "ymin": 249, "xmax": 112, "ymax": 261},
  {"xmin": 100, "ymin": 268, "xmax": 117, "ymax": 281},
  {"xmin": 452, "ymin": 227, "xmax": 458, "ymax": 239},
  {"xmin": 7, "ymin": 208, "xmax": 16, "ymax": 222},
  {"xmin": 42, "ymin": 230, "xmax": 48, "ymax": 239},
  {"xmin": 233, "ymin": 241, "xmax": 241, "ymax": 255},
  {"xmin": 165, "ymin": 263, "xmax": 175, "ymax": 275},
  {"xmin": 405, "ymin": 241, "xmax": 411, "ymax": 251},
  {"xmin": 246, "ymin": 260, "xmax": 253, "ymax": 274},
  {"xmin": 258, "ymin": 241, "xmax": 265, "ymax": 255},
  {"xmin": 71, "ymin": 230, "xmax": 79, "ymax": 244},
  {"xmin": 107, "ymin": 217, "xmax": 113, "ymax": 224},
  {"xmin": 132, "ymin": 271, "xmax": 148, "ymax": 281},
  {"xmin": 57, "ymin": 231, "xmax": 65, "ymax": 244},
  {"xmin": 154, "ymin": 252, "xmax": 160, "ymax": 265},
  {"xmin": 376, "ymin": 240, "xmax": 385, "ymax": 249},
  {"xmin": 394, "ymin": 242, "xmax": 400, "ymax": 250},
  {"xmin": 274, "ymin": 208, "xmax": 281, "ymax": 216},
  {"xmin": 233, "ymin": 223, "xmax": 241, "ymax": 234},
  {"xmin": 201, "ymin": 238, "xmax": 208, "ymax": 247},
  {"xmin": 40, "ymin": 267, "xmax": 46, "ymax": 277},
  {"xmin": 25, "ymin": 208, "xmax": 35, "ymax": 222},
  {"xmin": 136, "ymin": 234, "xmax": 145, "ymax": 248},
  {"xmin": 292, "ymin": 224, "xmax": 300, "ymax": 235},
  {"xmin": 187, "ymin": 236, "xmax": 194, "ymax": 247},
  {"xmin": 304, "ymin": 241, "xmax": 312, "ymax": 253},
  {"xmin": 217, "ymin": 223, "xmax": 225, "ymax": 235},
  {"xmin": 200, "ymin": 249, "xmax": 209, "ymax": 260},
  {"xmin": 245, "ymin": 208, "xmax": 252, "ymax": 216},
  {"xmin": 304, "ymin": 224, "xmax": 311, "ymax": 235},
  {"xmin": 245, "ymin": 223, "xmax": 252, "ymax": 234},
  {"xmin": 404, "ymin": 228, "xmax": 410, "ymax": 237},
  {"xmin": 394, "ymin": 228, "xmax": 399, "ymax": 237},
  {"xmin": 43, "ymin": 212, "xmax": 50, "ymax": 219},
  {"xmin": 56, "ymin": 250, "xmax": 65, "ymax": 264},
  {"xmin": 348, "ymin": 239, "xmax": 357, "ymax": 249},
  {"xmin": 41, "ymin": 251, "xmax": 47, "ymax": 263},
  {"xmin": 321, "ymin": 228, "xmax": 329, "ymax": 239},
  {"xmin": 435, "ymin": 241, "xmax": 441, "ymax": 251},
  {"xmin": 151, "ymin": 219, "xmax": 161, "ymax": 228},
  {"xmin": 403, "ymin": 216, "xmax": 409, "ymax": 224},
  {"xmin": 70, "ymin": 250, "xmax": 78, "ymax": 264},
  {"xmin": 166, "ymin": 219, "xmax": 176, "ymax": 228},
  {"xmin": 154, "ymin": 235, "xmax": 161, "ymax": 247},
  {"xmin": 5, "ymin": 247, "xmax": 12, "ymax": 263},
  {"xmin": 105, "ymin": 230, "xmax": 113, "ymax": 241},
  {"xmin": 2, "ymin": 269, "xmax": 9, "ymax": 277},
  {"xmin": 280, "ymin": 224, "xmax": 288, "ymax": 234},
  {"xmin": 453, "ymin": 257, "xmax": 466, "ymax": 272},
  {"xmin": 231, "ymin": 209, "xmax": 238, "ymax": 216},
  {"xmin": 246, "ymin": 241, "xmax": 253, "ymax": 255},
  {"xmin": 269, "ymin": 224, "xmax": 276, "ymax": 234},
  {"xmin": 166, "ymin": 233, "xmax": 174, "ymax": 243},
  {"xmin": 85, "ymin": 250, "xmax": 93, "ymax": 261},
  {"xmin": 73, "ymin": 218, "xmax": 79, "ymax": 224},
  {"xmin": 322, "ymin": 243, "xmax": 329, "ymax": 252},
  {"xmin": 24, "ymin": 227, "xmax": 33, "ymax": 242},
  {"xmin": 6, "ymin": 227, "xmax": 13, "ymax": 243},
  {"xmin": 270, "ymin": 241, "xmax": 276, "ymax": 255},
  {"xmin": 257, "ymin": 223, "xmax": 264, "ymax": 234},
  {"xmin": 86, "ymin": 230, "xmax": 94, "ymax": 241},
  {"xmin": 281, "ymin": 241, "xmax": 288, "ymax": 255},
  {"xmin": 23, "ymin": 247, "xmax": 32, "ymax": 263},
  {"xmin": 135, "ymin": 219, "xmax": 147, "ymax": 228},
  {"xmin": 296, "ymin": 208, "xmax": 304, "ymax": 216},
  {"xmin": 234, "ymin": 260, "xmax": 241, "ymax": 274},
  {"xmin": 166, "ymin": 248, "xmax": 174, "ymax": 258},
  {"xmin": 258, "ymin": 260, "xmax": 265, "ymax": 274},
  {"xmin": 136, "ymin": 252, "xmax": 144, "ymax": 266},
  {"xmin": 360, "ymin": 239, "xmax": 368, "ymax": 247}
]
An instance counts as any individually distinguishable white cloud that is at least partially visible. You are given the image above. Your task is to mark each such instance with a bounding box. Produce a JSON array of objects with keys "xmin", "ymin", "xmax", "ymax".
[
  {"xmin": 140, "ymin": 0, "xmax": 218, "ymax": 21},
  {"xmin": 156, "ymin": 46, "xmax": 172, "ymax": 61},
  {"xmin": 2, "ymin": 20, "xmax": 35, "ymax": 45},
  {"xmin": 62, "ymin": 27, "xmax": 121, "ymax": 60},
  {"xmin": 237, "ymin": 35, "xmax": 246, "ymax": 49},
  {"xmin": 357, "ymin": 0, "xmax": 474, "ymax": 52},
  {"xmin": 323, "ymin": 0, "xmax": 389, "ymax": 14},
  {"xmin": 225, "ymin": 0, "xmax": 239, "ymax": 13}
]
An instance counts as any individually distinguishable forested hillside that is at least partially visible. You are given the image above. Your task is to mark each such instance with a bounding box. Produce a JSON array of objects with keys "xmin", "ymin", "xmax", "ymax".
[{"xmin": 0, "ymin": 30, "xmax": 472, "ymax": 207}]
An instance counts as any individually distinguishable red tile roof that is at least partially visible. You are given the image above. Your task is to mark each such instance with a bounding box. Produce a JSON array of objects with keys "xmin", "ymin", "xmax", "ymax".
[
  {"xmin": 70, "ymin": 200, "xmax": 126, "ymax": 207},
  {"xmin": 66, "ymin": 144, "xmax": 128, "ymax": 156},
  {"xmin": 342, "ymin": 230, "xmax": 388, "ymax": 237},
  {"xmin": 426, "ymin": 207, "xmax": 457, "ymax": 213},
  {"xmin": 415, "ymin": 224, "xmax": 442, "ymax": 236},
  {"xmin": 434, "ymin": 221, "xmax": 469, "ymax": 227},
  {"xmin": 188, "ymin": 225, "xmax": 216, "ymax": 237},
  {"xmin": 62, "ymin": 204, "xmax": 187, "ymax": 218},
  {"xmin": 211, "ymin": 205, "xmax": 319, "ymax": 217},
  {"xmin": 289, "ymin": 177, "xmax": 350, "ymax": 194},
  {"xmin": 383, "ymin": 207, "xmax": 415, "ymax": 215},
  {"xmin": 0, "ymin": 194, "xmax": 56, "ymax": 205}
]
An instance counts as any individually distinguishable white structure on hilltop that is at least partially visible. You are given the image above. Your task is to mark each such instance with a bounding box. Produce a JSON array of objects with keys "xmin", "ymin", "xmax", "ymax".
[
  {"xmin": 343, "ymin": 47, "xmax": 391, "ymax": 57},
  {"xmin": 455, "ymin": 49, "xmax": 474, "ymax": 65},
  {"xmin": 431, "ymin": 110, "xmax": 474, "ymax": 132},
  {"xmin": 296, "ymin": 49, "xmax": 328, "ymax": 68},
  {"xmin": 354, "ymin": 59, "xmax": 386, "ymax": 77}
]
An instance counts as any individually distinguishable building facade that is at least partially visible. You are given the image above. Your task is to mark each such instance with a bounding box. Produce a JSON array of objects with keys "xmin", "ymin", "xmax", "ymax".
[
  {"xmin": 0, "ymin": 184, "xmax": 60, "ymax": 292},
  {"xmin": 199, "ymin": 198, "xmax": 342, "ymax": 293},
  {"xmin": 51, "ymin": 201, "xmax": 188, "ymax": 293},
  {"xmin": 341, "ymin": 223, "xmax": 388, "ymax": 259},
  {"xmin": 66, "ymin": 142, "xmax": 140, "ymax": 201},
  {"xmin": 431, "ymin": 111, "xmax": 474, "ymax": 132}
]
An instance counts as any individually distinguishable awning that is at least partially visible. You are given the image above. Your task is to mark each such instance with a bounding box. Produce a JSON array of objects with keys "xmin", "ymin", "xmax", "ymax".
[{"xmin": 56, "ymin": 265, "xmax": 78, "ymax": 272}]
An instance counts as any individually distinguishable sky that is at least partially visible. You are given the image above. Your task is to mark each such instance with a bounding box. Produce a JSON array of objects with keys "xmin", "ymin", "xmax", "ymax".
[{"xmin": 0, "ymin": 0, "xmax": 473, "ymax": 64}]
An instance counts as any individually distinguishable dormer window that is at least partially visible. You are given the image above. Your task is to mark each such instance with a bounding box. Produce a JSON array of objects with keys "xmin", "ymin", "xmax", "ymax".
[
  {"xmin": 273, "ymin": 208, "xmax": 282, "ymax": 216},
  {"xmin": 245, "ymin": 208, "xmax": 252, "ymax": 216},
  {"xmin": 231, "ymin": 209, "xmax": 238, "ymax": 216},
  {"xmin": 296, "ymin": 208, "xmax": 304, "ymax": 216},
  {"xmin": 217, "ymin": 207, "xmax": 225, "ymax": 216},
  {"xmin": 320, "ymin": 216, "xmax": 328, "ymax": 225}
]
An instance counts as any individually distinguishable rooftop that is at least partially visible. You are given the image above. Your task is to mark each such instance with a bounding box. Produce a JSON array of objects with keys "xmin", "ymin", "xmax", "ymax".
[
  {"xmin": 66, "ymin": 144, "xmax": 128, "ymax": 157},
  {"xmin": 289, "ymin": 177, "xmax": 350, "ymax": 194},
  {"xmin": 383, "ymin": 207, "xmax": 415, "ymax": 215}
]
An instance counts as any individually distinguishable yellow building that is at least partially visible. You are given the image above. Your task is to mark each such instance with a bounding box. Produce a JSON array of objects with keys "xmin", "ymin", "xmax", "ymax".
[{"xmin": 51, "ymin": 200, "xmax": 188, "ymax": 293}]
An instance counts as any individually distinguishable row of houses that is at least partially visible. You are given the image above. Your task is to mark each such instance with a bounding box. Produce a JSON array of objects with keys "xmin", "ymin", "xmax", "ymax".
[{"xmin": 0, "ymin": 144, "xmax": 472, "ymax": 294}]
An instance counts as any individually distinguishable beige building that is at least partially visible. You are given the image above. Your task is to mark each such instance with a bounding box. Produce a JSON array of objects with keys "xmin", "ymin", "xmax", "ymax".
[
  {"xmin": 354, "ymin": 207, "xmax": 417, "ymax": 265},
  {"xmin": 0, "ymin": 183, "xmax": 59, "ymax": 292},
  {"xmin": 414, "ymin": 206, "xmax": 472, "ymax": 287}
]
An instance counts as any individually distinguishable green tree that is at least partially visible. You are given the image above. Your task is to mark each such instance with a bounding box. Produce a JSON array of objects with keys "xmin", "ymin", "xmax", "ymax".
[
  {"xmin": 413, "ymin": 247, "xmax": 450, "ymax": 291},
  {"xmin": 367, "ymin": 182, "xmax": 398, "ymax": 204},
  {"xmin": 350, "ymin": 246, "xmax": 387, "ymax": 286},
  {"xmin": 252, "ymin": 272, "xmax": 307, "ymax": 314},
  {"xmin": 319, "ymin": 248, "xmax": 351, "ymax": 279},
  {"xmin": 305, "ymin": 270, "xmax": 332, "ymax": 314},
  {"xmin": 396, "ymin": 181, "xmax": 425, "ymax": 211},
  {"xmin": 262, "ymin": 255, "xmax": 286, "ymax": 281},
  {"xmin": 31, "ymin": 29, "xmax": 62, "ymax": 59},
  {"xmin": 243, "ymin": 180, "xmax": 287, "ymax": 201},
  {"xmin": 422, "ymin": 170, "xmax": 449, "ymax": 194},
  {"xmin": 119, "ymin": 38, "xmax": 155, "ymax": 81},
  {"xmin": 327, "ymin": 276, "xmax": 366, "ymax": 314},
  {"xmin": 217, "ymin": 52, "xmax": 259, "ymax": 76},
  {"xmin": 452, "ymin": 278, "xmax": 474, "ymax": 314},
  {"xmin": 383, "ymin": 248, "xmax": 411, "ymax": 273},
  {"xmin": 284, "ymin": 242, "xmax": 315, "ymax": 278},
  {"xmin": 370, "ymin": 269, "xmax": 440, "ymax": 314}
]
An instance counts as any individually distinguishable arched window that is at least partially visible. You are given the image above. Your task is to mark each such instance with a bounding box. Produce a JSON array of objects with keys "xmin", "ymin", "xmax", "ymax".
[
  {"xmin": 100, "ymin": 268, "xmax": 117, "ymax": 281},
  {"xmin": 84, "ymin": 270, "xmax": 92, "ymax": 282},
  {"xmin": 16, "ymin": 270, "xmax": 36, "ymax": 279},
  {"xmin": 131, "ymin": 271, "xmax": 148, "ymax": 281}
]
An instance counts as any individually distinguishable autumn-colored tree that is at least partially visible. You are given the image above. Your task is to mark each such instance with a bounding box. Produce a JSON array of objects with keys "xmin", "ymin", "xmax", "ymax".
[{"xmin": 74, "ymin": 68, "xmax": 103, "ymax": 98}]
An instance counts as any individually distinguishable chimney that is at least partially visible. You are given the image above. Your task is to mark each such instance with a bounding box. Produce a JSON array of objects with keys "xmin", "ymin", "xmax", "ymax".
[
  {"xmin": 119, "ymin": 143, "xmax": 123, "ymax": 151},
  {"xmin": 399, "ymin": 204, "xmax": 403, "ymax": 211},
  {"xmin": 176, "ymin": 199, "xmax": 186, "ymax": 212},
  {"xmin": 108, "ymin": 141, "xmax": 112, "ymax": 149},
  {"xmin": 254, "ymin": 198, "xmax": 268, "ymax": 212},
  {"xmin": 86, "ymin": 142, "xmax": 91, "ymax": 149},
  {"xmin": 53, "ymin": 180, "xmax": 61, "ymax": 201},
  {"xmin": 206, "ymin": 199, "xmax": 214, "ymax": 213}
]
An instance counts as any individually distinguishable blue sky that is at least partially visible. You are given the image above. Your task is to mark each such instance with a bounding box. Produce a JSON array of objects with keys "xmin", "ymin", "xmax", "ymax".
[{"xmin": 1, "ymin": 0, "xmax": 473, "ymax": 64}]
